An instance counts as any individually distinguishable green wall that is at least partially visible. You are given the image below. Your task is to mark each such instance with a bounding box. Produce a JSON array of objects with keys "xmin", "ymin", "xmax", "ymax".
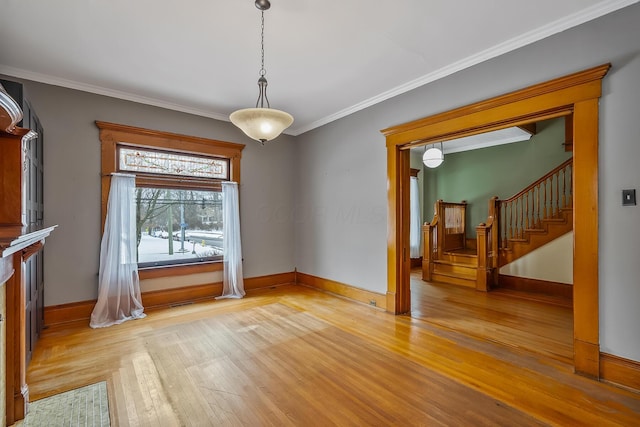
[{"xmin": 423, "ymin": 118, "xmax": 572, "ymax": 236}]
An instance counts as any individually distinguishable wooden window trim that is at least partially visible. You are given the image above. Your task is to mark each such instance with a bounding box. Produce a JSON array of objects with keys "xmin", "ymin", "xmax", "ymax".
[
  {"xmin": 97, "ymin": 121, "xmax": 244, "ymax": 276},
  {"xmin": 138, "ymin": 260, "xmax": 223, "ymax": 280}
]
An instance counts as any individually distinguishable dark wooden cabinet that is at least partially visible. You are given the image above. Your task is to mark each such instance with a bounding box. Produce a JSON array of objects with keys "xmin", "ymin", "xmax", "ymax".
[
  {"xmin": 1, "ymin": 81, "xmax": 55, "ymax": 425},
  {"xmin": 0, "ymin": 80, "xmax": 45, "ymax": 365}
]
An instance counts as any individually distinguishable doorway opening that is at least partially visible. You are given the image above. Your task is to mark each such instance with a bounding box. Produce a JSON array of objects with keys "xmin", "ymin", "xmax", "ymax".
[
  {"xmin": 382, "ymin": 64, "xmax": 610, "ymax": 377},
  {"xmin": 408, "ymin": 116, "xmax": 574, "ymax": 362}
]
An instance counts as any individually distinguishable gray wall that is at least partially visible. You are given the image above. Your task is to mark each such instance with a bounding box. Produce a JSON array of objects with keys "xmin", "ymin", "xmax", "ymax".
[
  {"xmin": 294, "ymin": 4, "xmax": 640, "ymax": 362},
  {"xmin": 293, "ymin": 117, "xmax": 388, "ymax": 291},
  {"xmin": 9, "ymin": 81, "xmax": 296, "ymax": 306}
]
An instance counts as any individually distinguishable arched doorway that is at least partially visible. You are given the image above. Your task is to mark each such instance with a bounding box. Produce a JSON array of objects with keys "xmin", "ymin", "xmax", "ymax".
[{"xmin": 382, "ymin": 64, "xmax": 610, "ymax": 378}]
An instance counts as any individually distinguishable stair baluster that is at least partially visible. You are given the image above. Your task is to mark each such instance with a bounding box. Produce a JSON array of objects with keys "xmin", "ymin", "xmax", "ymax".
[
  {"xmin": 553, "ymin": 174, "xmax": 560, "ymax": 216},
  {"xmin": 536, "ymin": 187, "xmax": 540, "ymax": 225},
  {"xmin": 490, "ymin": 158, "xmax": 573, "ymax": 270}
]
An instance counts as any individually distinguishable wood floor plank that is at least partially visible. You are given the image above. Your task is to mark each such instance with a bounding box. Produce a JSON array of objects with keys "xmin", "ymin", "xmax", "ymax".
[
  {"xmin": 25, "ymin": 284, "xmax": 640, "ymax": 426},
  {"xmin": 410, "ymin": 270, "xmax": 574, "ymax": 363}
]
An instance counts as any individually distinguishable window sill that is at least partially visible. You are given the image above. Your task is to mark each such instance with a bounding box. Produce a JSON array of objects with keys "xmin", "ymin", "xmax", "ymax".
[{"xmin": 139, "ymin": 261, "xmax": 223, "ymax": 280}]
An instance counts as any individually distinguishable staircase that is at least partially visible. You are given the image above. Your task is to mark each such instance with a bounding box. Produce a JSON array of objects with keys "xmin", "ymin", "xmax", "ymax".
[
  {"xmin": 493, "ymin": 157, "xmax": 573, "ymax": 270},
  {"xmin": 423, "ymin": 158, "xmax": 573, "ymax": 290},
  {"xmin": 499, "ymin": 205, "xmax": 572, "ymax": 267},
  {"xmin": 423, "ymin": 200, "xmax": 480, "ymax": 289},
  {"xmin": 431, "ymin": 250, "xmax": 478, "ymax": 288}
]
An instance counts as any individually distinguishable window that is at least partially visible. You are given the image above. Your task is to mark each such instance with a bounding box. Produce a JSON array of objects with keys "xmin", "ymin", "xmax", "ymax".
[
  {"xmin": 136, "ymin": 187, "xmax": 222, "ymax": 268},
  {"xmin": 97, "ymin": 121, "xmax": 245, "ymax": 278}
]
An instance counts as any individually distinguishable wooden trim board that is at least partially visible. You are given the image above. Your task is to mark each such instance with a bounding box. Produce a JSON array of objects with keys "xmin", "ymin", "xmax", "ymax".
[
  {"xmin": 44, "ymin": 271, "xmax": 296, "ymax": 326},
  {"xmin": 600, "ymin": 353, "xmax": 640, "ymax": 392},
  {"xmin": 139, "ymin": 261, "xmax": 223, "ymax": 280},
  {"xmin": 497, "ymin": 275, "xmax": 573, "ymax": 300},
  {"xmin": 296, "ymin": 272, "xmax": 387, "ymax": 310}
]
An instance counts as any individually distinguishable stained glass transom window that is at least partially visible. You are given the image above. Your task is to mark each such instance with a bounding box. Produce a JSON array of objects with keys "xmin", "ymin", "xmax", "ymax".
[{"xmin": 119, "ymin": 147, "xmax": 228, "ymax": 179}]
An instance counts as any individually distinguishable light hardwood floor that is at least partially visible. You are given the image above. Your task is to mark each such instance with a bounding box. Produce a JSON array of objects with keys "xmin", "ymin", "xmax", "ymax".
[
  {"xmin": 26, "ymin": 283, "xmax": 640, "ymax": 426},
  {"xmin": 410, "ymin": 270, "xmax": 574, "ymax": 364}
]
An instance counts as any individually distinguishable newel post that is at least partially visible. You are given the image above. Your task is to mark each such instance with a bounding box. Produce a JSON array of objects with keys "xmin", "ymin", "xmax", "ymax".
[
  {"xmin": 435, "ymin": 200, "xmax": 445, "ymax": 260},
  {"xmin": 422, "ymin": 223, "xmax": 433, "ymax": 281},
  {"xmin": 476, "ymin": 223, "xmax": 490, "ymax": 292},
  {"xmin": 489, "ymin": 196, "xmax": 500, "ymax": 286}
]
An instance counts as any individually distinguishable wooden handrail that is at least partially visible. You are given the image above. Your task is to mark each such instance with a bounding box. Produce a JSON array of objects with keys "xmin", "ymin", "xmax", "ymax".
[
  {"xmin": 496, "ymin": 158, "xmax": 573, "ymax": 250},
  {"xmin": 437, "ymin": 201, "xmax": 468, "ymax": 207},
  {"xmin": 502, "ymin": 158, "xmax": 573, "ymax": 203},
  {"xmin": 476, "ymin": 160, "xmax": 572, "ymax": 290}
]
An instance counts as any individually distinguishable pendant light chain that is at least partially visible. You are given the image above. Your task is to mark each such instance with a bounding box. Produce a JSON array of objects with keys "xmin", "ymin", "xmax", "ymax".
[
  {"xmin": 260, "ymin": 10, "xmax": 266, "ymax": 77},
  {"xmin": 229, "ymin": 0, "xmax": 293, "ymax": 144},
  {"xmin": 255, "ymin": 8, "xmax": 270, "ymax": 109}
]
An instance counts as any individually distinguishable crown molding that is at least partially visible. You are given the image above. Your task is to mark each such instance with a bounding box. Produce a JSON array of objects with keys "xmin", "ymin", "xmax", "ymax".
[
  {"xmin": 0, "ymin": 65, "xmax": 231, "ymax": 122},
  {"xmin": 288, "ymin": 0, "xmax": 639, "ymax": 136}
]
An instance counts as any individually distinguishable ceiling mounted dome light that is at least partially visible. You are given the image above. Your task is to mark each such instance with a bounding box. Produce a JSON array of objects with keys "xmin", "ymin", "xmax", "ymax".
[
  {"xmin": 423, "ymin": 142, "xmax": 444, "ymax": 168},
  {"xmin": 230, "ymin": 0, "xmax": 293, "ymax": 145}
]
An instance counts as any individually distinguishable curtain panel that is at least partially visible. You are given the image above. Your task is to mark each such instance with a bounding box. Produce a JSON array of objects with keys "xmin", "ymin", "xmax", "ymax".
[
  {"xmin": 217, "ymin": 181, "xmax": 245, "ymax": 299},
  {"xmin": 90, "ymin": 173, "xmax": 145, "ymax": 328}
]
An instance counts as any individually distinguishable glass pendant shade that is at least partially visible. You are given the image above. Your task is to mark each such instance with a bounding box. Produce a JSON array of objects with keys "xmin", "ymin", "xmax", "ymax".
[
  {"xmin": 229, "ymin": 107, "xmax": 294, "ymax": 144},
  {"xmin": 229, "ymin": 0, "xmax": 293, "ymax": 145},
  {"xmin": 423, "ymin": 146, "xmax": 444, "ymax": 168}
]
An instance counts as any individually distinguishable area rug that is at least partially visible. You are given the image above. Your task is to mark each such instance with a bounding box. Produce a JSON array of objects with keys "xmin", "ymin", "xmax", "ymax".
[{"xmin": 22, "ymin": 381, "xmax": 110, "ymax": 427}]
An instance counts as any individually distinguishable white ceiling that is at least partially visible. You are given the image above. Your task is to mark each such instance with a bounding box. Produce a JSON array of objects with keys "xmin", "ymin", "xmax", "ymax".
[{"xmin": 0, "ymin": 0, "xmax": 637, "ymax": 136}]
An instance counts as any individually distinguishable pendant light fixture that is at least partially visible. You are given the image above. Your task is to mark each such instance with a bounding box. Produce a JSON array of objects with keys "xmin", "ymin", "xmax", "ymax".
[
  {"xmin": 423, "ymin": 142, "xmax": 444, "ymax": 168},
  {"xmin": 230, "ymin": 0, "xmax": 294, "ymax": 145}
]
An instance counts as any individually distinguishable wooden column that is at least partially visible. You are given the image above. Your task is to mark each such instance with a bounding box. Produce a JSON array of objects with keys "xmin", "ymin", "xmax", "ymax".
[
  {"xmin": 0, "ymin": 260, "xmax": 7, "ymax": 427},
  {"xmin": 386, "ymin": 145, "xmax": 411, "ymax": 314},
  {"xmin": 2, "ymin": 236, "xmax": 51, "ymax": 426},
  {"xmin": 4, "ymin": 256, "xmax": 26, "ymax": 424},
  {"xmin": 572, "ymin": 99, "xmax": 600, "ymax": 378}
]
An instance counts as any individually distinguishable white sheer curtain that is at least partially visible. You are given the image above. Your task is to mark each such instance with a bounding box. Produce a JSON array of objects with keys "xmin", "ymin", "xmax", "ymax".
[
  {"xmin": 217, "ymin": 181, "xmax": 245, "ymax": 299},
  {"xmin": 90, "ymin": 173, "xmax": 145, "ymax": 328},
  {"xmin": 409, "ymin": 176, "xmax": 422, "ymax": 258}
]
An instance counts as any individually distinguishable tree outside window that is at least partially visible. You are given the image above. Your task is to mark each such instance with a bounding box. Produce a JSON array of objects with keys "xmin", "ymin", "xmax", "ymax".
[{"xmin": 136, "ymin": 188, "xmax": 223, "ymax": 267}]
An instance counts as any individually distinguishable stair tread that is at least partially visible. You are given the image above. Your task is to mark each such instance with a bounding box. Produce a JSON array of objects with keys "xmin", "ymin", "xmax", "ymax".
[
  {"xmin": 524, "ymin": 228, "xmax": 546, "ymax": 233},
  {"xmin": 433, "ymin": 266, "xmax": 477, "ymax": 279},
  {"xmin": 443, "ymin": 251, "xmax": 477, "ymax": 258},
  {"xmin": 432, "ymin": 271, "xmax": 476, "ymax": 281},
  {"xmin": 433, "ymin": 260, "xmax": 478, "ymax": 268}
]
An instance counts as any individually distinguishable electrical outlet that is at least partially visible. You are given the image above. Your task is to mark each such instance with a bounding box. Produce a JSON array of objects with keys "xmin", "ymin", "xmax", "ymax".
[{"xmin": 622, "ymin": 189, "xmax": 636, "ymax": 206}]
